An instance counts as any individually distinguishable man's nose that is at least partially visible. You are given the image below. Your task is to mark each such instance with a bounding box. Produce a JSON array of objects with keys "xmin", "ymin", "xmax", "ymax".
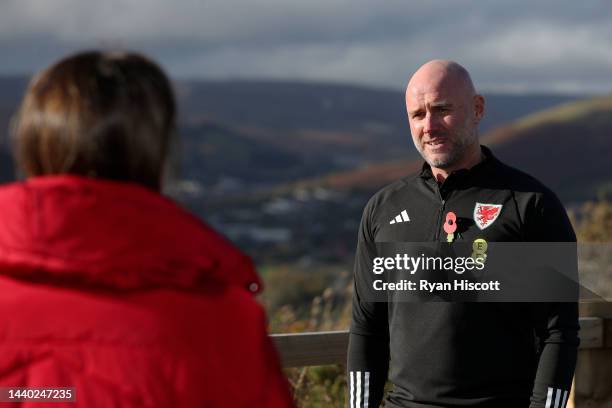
[{"xmin": 423, "ymin": 112, "xmax": 439, "ymax": 134}]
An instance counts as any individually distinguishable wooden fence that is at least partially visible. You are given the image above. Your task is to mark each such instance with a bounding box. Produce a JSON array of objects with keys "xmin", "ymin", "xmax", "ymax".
[{"xmin": 272, "ymin": 302, "xmax": 612, "ymax": 368}]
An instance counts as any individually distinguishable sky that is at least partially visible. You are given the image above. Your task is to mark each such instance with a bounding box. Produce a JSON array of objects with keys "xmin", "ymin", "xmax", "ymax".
[{"xmin": 1, "ymin": 0, "xmax": 612, "ymax": 94}]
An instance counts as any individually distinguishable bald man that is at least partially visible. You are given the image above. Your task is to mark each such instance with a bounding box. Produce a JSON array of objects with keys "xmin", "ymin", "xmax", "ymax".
[
  {"xmin": 406, "ymin": 60, "xmax": 484, "ymax": 180},
  {"xmin": 347, "ymin": 60, "xmax": 579, "ymax": 408}
]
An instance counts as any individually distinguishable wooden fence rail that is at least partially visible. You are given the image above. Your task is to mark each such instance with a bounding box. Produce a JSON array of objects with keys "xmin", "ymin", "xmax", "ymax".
[{"xmin": 272, "ymin": 303, "xmax": 612, "ymax": 368}]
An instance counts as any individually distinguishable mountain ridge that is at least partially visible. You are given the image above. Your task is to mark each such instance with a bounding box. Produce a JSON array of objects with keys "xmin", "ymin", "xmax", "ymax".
[{"xmin": 267, "ymin": 93, "xmax": 612, "ymax": 203}]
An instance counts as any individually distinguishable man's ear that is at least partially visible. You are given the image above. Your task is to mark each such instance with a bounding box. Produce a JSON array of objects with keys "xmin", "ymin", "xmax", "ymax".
[{"xmin": 473, "ymin": 94, "xmax": 485, "ymax": 124}]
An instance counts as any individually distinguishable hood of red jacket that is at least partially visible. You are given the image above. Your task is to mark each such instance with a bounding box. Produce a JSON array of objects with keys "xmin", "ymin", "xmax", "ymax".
[{"xmin": 0, "ymin": 175, "xmax": 261, "ymax": 293}]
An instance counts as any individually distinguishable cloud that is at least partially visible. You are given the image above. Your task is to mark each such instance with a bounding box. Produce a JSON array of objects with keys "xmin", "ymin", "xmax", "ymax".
[
  {"xmin": 462, "ymin": 20, "xmax": 612, "ymax": 92},
  {"xmin": 1, "ymin": 0, "xmax": 612, "ymax": 93}
]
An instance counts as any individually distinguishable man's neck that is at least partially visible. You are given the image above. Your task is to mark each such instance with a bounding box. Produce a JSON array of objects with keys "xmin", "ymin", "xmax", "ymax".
[{"xmin": 431, "ymin": 145, "xmax": 484, "ymax": 183}]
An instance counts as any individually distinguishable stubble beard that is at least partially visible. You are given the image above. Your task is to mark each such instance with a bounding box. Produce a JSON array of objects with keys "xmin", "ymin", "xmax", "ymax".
[{"xmin": 416, "ymin": 131, "xmax": 478, "ymax": 170}]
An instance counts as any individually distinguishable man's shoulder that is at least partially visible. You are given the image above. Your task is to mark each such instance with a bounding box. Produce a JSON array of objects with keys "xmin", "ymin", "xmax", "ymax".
[
  {"xmin": 488, "ymin": 154, "xmax": 559, "ymax": 199},
  {"xmin": 363, "ymin": 173, "xmax": 421, "ymax": 215}
]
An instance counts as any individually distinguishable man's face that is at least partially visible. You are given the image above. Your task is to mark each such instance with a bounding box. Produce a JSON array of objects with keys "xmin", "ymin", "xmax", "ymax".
[{"xmin": 406, "ymin": 80, "xmax": 480, "ymax": 169}]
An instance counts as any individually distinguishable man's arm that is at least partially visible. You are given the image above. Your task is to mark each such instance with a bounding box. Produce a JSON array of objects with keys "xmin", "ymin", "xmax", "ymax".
[
  {"xmin": 526, "ymin": 190, "xmax": 580, "ymax": 408},
  {"xmin": 347, "ymin": 332, "xmax": 389, "ymax": 408},
  {"xmin": 347, "ymin": 200, "xmax": 389, "ymax": 408},
  {"xmin": 530, "ymin": 302, "xmax": 579, "ymax": 408}
]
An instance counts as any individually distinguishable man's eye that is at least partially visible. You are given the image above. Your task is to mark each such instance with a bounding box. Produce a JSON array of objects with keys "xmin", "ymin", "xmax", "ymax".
[{"xmin": 412, "ymin": 112, "xmax": 425, "ymax": 119}]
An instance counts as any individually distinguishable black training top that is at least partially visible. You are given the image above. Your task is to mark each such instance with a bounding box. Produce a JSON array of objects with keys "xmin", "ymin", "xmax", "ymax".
[{"xmin": 347, "ymin": 146, "xmax": 579, "ymax": 408}]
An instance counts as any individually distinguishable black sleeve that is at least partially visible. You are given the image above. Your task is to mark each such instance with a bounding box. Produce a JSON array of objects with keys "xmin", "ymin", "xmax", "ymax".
[
  {"xmin": 525, "ymin": 190, "xmax": 580, "ymax": 408},
  {"xmin": 347, "ymin": 200, "xmax": 389, "ymax": 408}
]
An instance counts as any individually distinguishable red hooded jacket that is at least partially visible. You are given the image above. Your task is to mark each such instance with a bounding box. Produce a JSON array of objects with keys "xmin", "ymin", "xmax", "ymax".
[{"xmin": 0, "ymin": 175, "xmax": 294, "ymax": 407}]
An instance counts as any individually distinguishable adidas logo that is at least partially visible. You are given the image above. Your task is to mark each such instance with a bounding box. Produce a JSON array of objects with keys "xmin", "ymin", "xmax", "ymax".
[{"xmin": 389, "ymin": 210, "xmax": 410, "ymax": 224}]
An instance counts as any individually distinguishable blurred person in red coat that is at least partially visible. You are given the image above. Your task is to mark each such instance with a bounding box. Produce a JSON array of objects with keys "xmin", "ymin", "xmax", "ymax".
[{"xmin": 0, "ymin": 51, "xmax": 294, "ymax": 407}]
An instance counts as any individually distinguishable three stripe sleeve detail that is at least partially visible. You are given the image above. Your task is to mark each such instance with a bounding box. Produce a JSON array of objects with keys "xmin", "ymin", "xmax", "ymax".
[
  {"xmin": 545, "ymin": 387, "xmax": 570, "ymax": 408},
  {"xmin": 349, "ymin": 371, "xmax": 370, "ymax": 408}
]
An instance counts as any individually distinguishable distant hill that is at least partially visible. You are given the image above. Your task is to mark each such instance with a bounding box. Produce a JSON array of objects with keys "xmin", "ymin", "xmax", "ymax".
[
  {"xmin": 176, "ymin": 79, "xmax": 579, "ymax": 162},
  {"xmin": 176, "ymin": 79, "xmax": 577, "ymax": 133},
  {"xmin": 0, "ymin": 77, "xmax": 28, "ymax": 107},
  {"xmin": 174, "ymin": 81, "xmax": 581, "ymax": 192},
  {"xmin": 282, "ymin": 94, "xmax": 612, "ymax": 204},
  {"xmin": 0, "ymin": 77, "xmax": 29, "ymax": 181},
  {"xmin": 0, "ymin": 106, "xmax": 16, "ymax": 182},
  {"xmin": 0, "ymin": 76, "xmax": 581, "ymax": 188},
  {"xmin": 179, "ymin": 121, "xmax": 337, "ymax": 190},
  {"xmin": 485, "ymin": 95, "xmax": 612, "ymax": 202}
]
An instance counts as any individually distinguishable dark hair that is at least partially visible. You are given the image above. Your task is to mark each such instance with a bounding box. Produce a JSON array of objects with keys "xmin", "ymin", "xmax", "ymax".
[{"xmin": 12, "ymin": 50, "xmax": 176, "ymax": 190}]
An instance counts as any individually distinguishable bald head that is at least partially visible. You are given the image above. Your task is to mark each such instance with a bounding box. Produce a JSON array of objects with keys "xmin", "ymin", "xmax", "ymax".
[
  {"xmin": 407, "ymin": 59, "xmax": 476, "ymax": 101},
  {"xmin": 404, "ymin": 60, "xmax": 485, "ymax": 178}
]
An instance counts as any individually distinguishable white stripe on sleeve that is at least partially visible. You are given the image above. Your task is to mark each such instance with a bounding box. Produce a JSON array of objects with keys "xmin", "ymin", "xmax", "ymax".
[
  {"xmin": 350, "ymin": 371, "xmax": 354, "ymax": 408},
  {"xmin": 561, "ymin": 390, "xmax": 569, "ymax": 408},
  {"xmin": 545, "ymin": 387, "xmax": 554, "ymax": 408},
  {"xmin": 356, "ymin": 371, "xmax": 361, "ymax": 408},
  {"xmin": 554, "ymin": 388, "xmax": 562, "ymax": 408},
  {"xmin": 364, "ymin": 371, "xmax": 370, "ymax": 408}
]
